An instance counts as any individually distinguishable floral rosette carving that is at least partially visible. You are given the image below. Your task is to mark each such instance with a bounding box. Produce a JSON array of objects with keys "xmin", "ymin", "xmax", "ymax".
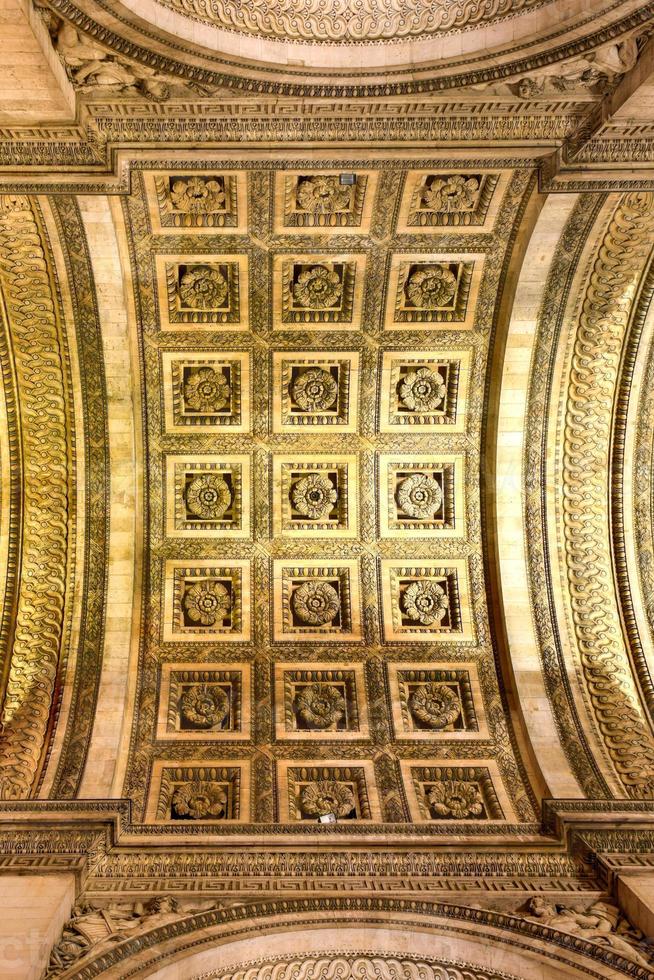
[
  {"xmin": 170, "ymin": 176, "xmax": 226, "ymax": 213},
  {"xmin": 422, "ymin": 175, "xmax": 479, "ymax": 213},
  {"xmin": 406, "ymin": 265, "xmax": 457, "ymax": 309},
  {"xmin": 427, "ymin": 780, "xmax": 484, "ymax": 819},
  {"xmin": 183, "ymin": 580, "xmax": 231, "ymax": 626},
  {"xmin": 179, "ymin": 265, "xmax": 228, "ymax": 309},
  {"xmin": 292, "ymin": 581, "xmax": 340, "ymax": 626},
  {"xmin": 293, "ymin": 265, "xmax": 343, "ymax": 308},
  {"xmin": 292, "ymin": 473, "xmax": 337, "ymax": 519},
  {"xmin": 300, "ymin": 779, "xmax": 355, "ymax": 818},
  {"xmin": 296, "ymin": 175, "xmax": 352, "ymax": 213},
  {"xmin": 399, "ymin": 367, "xmax": 446, "ymax": 412},
  {"xmin": 171, "ymin": 780, "xmax": 228, "ymax": 819},
  {"xmin": 291, "ymin": 367, "xmax": 338, "ymax": 412},
  {"xmin": 408, "ymin": 683, "xmax": 461, "ymax": 729},
  {"xmin": 402, "ymin": 580, "xmax": 448, "ymax": 626},
  {"xmin": 185, "ymin": 473, "xmax": 232, "ymax": 520},
  {"xmin": 183, "ymin": 367, "xmax": 230, "ymax": 413},
  {"xmin": 180, "ymin": 684, "xmax": 230, "ymax": 728},
  {"xmin": 294, "ymin": 683, "xmax": 346, "ymax": 729},
  {"xmin": 396, "ymin": 473, "xmax": 442, "ymax": 519}
]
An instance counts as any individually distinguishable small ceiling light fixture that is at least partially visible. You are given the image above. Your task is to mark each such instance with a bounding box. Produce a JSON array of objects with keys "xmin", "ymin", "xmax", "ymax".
[
  {"xmin": 339, "ymin": 173, "xmax": 356, "ymax": 185},
  {"xmin": 317, "ymin": 812, "xmax": 338, "ymax": 824}
]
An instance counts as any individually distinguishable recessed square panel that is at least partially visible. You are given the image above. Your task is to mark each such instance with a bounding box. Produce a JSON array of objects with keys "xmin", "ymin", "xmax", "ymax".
[
  {"xmin": 272, "ymin": 559, "xmax": 362, "ymax": 642},
  {"xmin": 165, "ymin": 454, "xmax": 251, "ymax": 538},
  {"xmin": 161, "ymin": 351, "xmax": 250, "ymax": 433},
  {"xmin": 146, "ymin": 759, "xmax": 250, "ymax": 824},
  {"xmin": 272, "ymin": 253, "xmax": 365, "ymax": 329},
  {"xmin": 274, "ymin": 663, "xmax": 369, "ymax": 740},
  {"xmin": 379, "ymin": 350, "xmax": 471, "ymax": 433},
  {"xmin": 272, "ymin": 351, "xmax": 360, "ymax": 432},
  {"xmin": 272, "ymin": 454, "xmax": 358, "ymax": 538},
  {"xmin": 396, "ymin": 171, "xmax": 509, "ymax": 233},
  {"xmin": 400, "ymin": 760, "xmax": 514, "ymax": 823},
  {"xmin": 277, "ymin": 760, "xmax": 381, "ymax": 821},
  {"xmin": 384, "ymin": 253, "xmax": 484, "ymax": 330},
  {"xmin": 155, "ymin": 254, "xmax": 248, "ymax": 330},
  {"xmin": 145, "ymin": 170, "xmax": 247, "ymax": 234},
  {"xmin": 387, "ymin": 663, "xmax": 487, "ymax": 739},
  {"xmin": 273, "ymin": 170, "xmax": 378, "ymax": 234},
  {"xmin": 163, "ymin": 560, "xmax": 250, "ymax": 642},
  {"xmin": 379, "ymin": 454, "xmax": 465, "ymax": 538},
  {"xmin": 157, "ymin": 663, "xmax": 252, "ymax": 741},
  {"xmin": 380, "ymin": 559, "xmax": 473, "ymax": 643}
]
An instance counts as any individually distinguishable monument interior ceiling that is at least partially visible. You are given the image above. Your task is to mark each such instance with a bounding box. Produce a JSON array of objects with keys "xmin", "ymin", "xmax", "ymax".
[{"xmin": 4, "ymin": 0, "xmax": 654, "ymax": 978}]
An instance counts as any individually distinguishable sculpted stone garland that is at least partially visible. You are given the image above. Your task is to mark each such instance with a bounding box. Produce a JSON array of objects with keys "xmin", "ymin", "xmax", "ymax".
[
  {"xmin": 563, "ymin": 192, "xmax": 654, "ymax": 797},
  {"xmin": 0, "ymin": 196, "xmax": 72, "ymax": 799}
]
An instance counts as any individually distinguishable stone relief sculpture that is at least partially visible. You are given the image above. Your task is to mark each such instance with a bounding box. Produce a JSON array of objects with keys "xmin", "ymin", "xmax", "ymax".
[{"xmin": 524, "ymin": 897, "xmax": 653, "ymax": 968}]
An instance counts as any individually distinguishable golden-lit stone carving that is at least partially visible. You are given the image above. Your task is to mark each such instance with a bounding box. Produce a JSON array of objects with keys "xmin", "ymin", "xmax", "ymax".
[
  {"xmin": 379, "ymin": 454, "xmax": 464, "ymax": 537},
  {"xmin": 165, "ymin": 454, "xmax": 251, "ymax": 537},
  {"xmin": 272, "ymin": 352, "xmax": 360, "ymax": 432},
  {"xmin": 274, "ymin": 171, "xmax": 378, "ymax": 233},
  {"xmin": 273, "ymin": 253, "xmax": 365, "ymax": 328},
  {"xmin": 157, "ymin": 664, "xmax": 251, "ymax": 740},
  {"xmin": 156, "ymin": 254, "xmax": 249, "ymax": 329},
  {"xmin": 147, "ymin": 760, "xmax": 249, "ymax": 823},
  {"xmin": 145, "ymin": 170, "xmax": 247, "ymax": 233},
  {"xmin": 402, "ymin": 762, "xmax": 513, "ymax": 822},
  {"xmin": 274, "ymin": 664, "xmax": 369, "ymax": 740},
  {"xmin": 380, "ymin": 560, "xmax": 473, "ymax": 642},
  {"xmin": 379, "ymin": 351, "xmax": 471, "ymax": 432},
  {"xmin": 278, "ymin": 761, "xmax": 381, "ymax": 822},
  {"xmin": 385, "ymin": 253, "xmax": 484, "ymax": 329},
  {"xmin": 272, "ymin": 454, "xmax": 358, "ymax": 537},
  {"xmin": 397, "ymin": 171, "xmax": 509, "ymax": 233},
  {"xmin": 162, "ymin": 352, "xmax": 250, "ymax": 432},
  {"xmin": 560, "ymin": 192, "xmax": 654, "ymax": 797},
  {"xmin": 273, "ymin": 560, "xmax": 362, "ymax": 642},
  {"xmin": 388, "ymin": 664, "xmax": 487, "ymax": 739},
  {"xmin": 156, "ymin": 0, "xmax": 547, "ymax": 42},
  {"xmin": 163, "ymin": 560, "xmax": 250, "ymax": 642}
]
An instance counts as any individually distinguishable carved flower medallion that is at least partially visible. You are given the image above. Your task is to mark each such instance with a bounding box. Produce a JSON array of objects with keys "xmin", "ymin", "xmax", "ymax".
[
  {"xmin": 179, "ymin": 265, "xmax": 228, "ymax": 309},
  {"xmin": 291, "ymin": 367, "xmax": 338, "ymax": 412},
  {"xmin": 422, "ymin": 175, "xmax": 479, "ymax": 213},
  {"xmin": 408, "ymin": 683, "xmax": 461, "ymax": 729},
  {"xmin": 396, "ymin": 472, "xmax": 442, "ymax": 519},
  {"xmin": 291, "ymin": 473, "xmax": 338, "ymax": 519},
  {"xmin": 406, "ymin": 265, "xmax": 457, "ymax": 309},
  {"xmin": 399, "ymin": 367, "xmax": 447, "ymax": 412},
  {"xmin": 292, "ymin": 581, "xmax": 340, "ymax": 625},
  {"xmin": 294, "ymin": 683, "xmax": 346, "ymax": 729},
  {"xmin": 171, "ymin": 780, "xmax": 228, "ymax": 819},
  {"xmin": 170, "ymin": 176, "xmax": 226, "ymax": 214},
  {"xmin": 185, "ymin": 473, "xmax": 232, "ymax": 520},
  {"xmin": 293, "ymin": 265, "xmax": 343, "ymax": 308},
  {"xmin": 183, "ymin": 580, "xmax": 231, "ymax": 626},
  {"xmin": 296, "ymin": 176, "xmax": 352, "ymax": 213},
  {"xmin": 402, "ymin": 580, "xmax": 448, "ymax": 626},
  {"xmin": 180, "ymin": 684, "xmax": 230, "ymax": 728},
  {"xmin": 300, "ymin": 779, "xmax": 355, "ymax": 818},
  {"xmin": 427, "ymin": 780, "xmax": 484, "ymax": 819},
  {"xmin": 183, "ymin": 367, "xmax": 231, "ymax": 413}
]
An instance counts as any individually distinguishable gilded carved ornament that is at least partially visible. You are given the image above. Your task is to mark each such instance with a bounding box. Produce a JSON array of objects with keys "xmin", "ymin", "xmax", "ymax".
[
  {"xmin": 0, "ymin": 195, "xmax": 71, "ymax": 800},
  {"xmin": 562, "ymin": 191, "xmax": 654, "ymax": 797}
]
